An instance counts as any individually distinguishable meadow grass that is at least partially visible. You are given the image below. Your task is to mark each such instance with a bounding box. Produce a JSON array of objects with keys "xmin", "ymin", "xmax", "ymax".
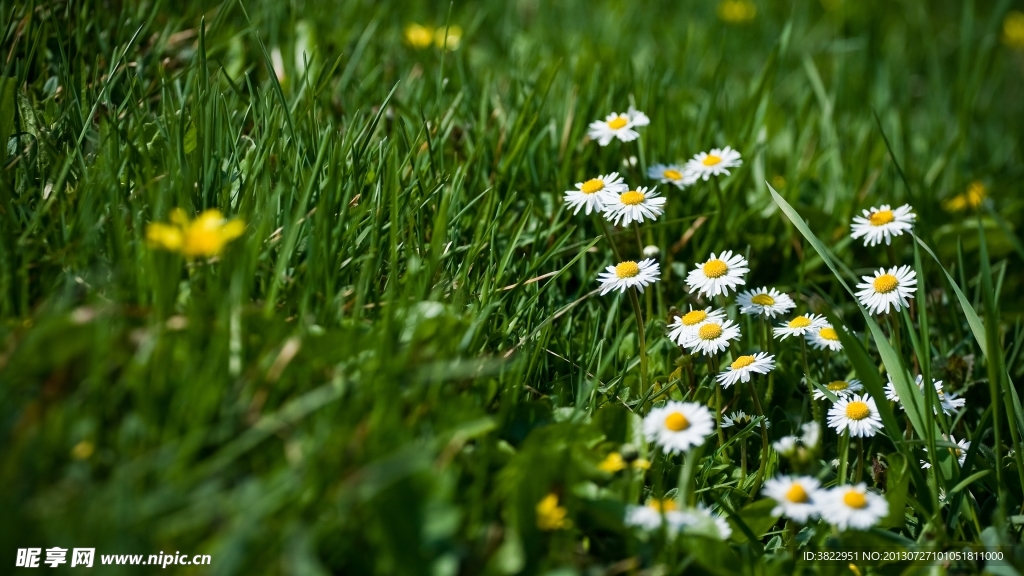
[{"xmin": 2, "ymin": 0, "xmax": 1024, "ymax": 574}]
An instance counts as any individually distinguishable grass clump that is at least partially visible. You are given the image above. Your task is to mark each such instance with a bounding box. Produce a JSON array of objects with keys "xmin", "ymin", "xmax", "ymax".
[{"xmin": 2, "ymin": 1, "xmax": 1024, "ymax": 574}]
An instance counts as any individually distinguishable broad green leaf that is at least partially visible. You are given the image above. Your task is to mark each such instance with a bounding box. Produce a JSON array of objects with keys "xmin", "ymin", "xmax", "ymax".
[{"xmin": 727, "ymin": 498, "xmax": 780, "ymax": 543}]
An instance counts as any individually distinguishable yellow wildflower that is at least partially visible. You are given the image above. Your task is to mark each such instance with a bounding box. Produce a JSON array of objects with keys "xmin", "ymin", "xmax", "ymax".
[
  {"xmin": 536, "ymin": 493, "xmax": 570, "ymax": 531},
  {"xmin": 434, "ymin": 25, "xmax": 462, "ymax": 51},
  {"xmin": 599, "ymin": 452, "xmax": 626, "ymax": 473},
  {"xmin": 146, "ymin": 208, "xmax": 245, "ymax": 258},
  {"xmin": 404, "ymin": 23, "xmax": 435, "ymax": 49},
  {"xmin": 1003, "ymin": 11, "xmax": 1024, "ymax": 50},
  {"xmin": 71, "ymin": 440, "xmax": 94, "ymax": 460},
  {"xmin": 942, "ymin": 181, "xmax": 986, "ymax": 212},
  {"xmin": 718, "ymin": 0, "xmax": 757, "ymax": 24},
  {"xmin": 632, "ymin": 458, "xmax": 651, "ymax": 470}
]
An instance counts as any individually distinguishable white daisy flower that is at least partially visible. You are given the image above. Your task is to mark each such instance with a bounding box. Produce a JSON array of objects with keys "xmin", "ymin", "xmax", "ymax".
[
  {"xmin": 642, "ymin": 401, "xmax": 715, "ymax": 454},
  {"xmin": 642, "ymin": 245, "xmax": 660, "ymax": 258},
  {"xmin": 806, "ymin": 322, "xmax": 844, "ymax": 351},
  {"xmin": 587, "ymin": 107, "xmax": 650, "ymax": 146},
  {"xmin": 827, "ymin": 394, "xmax": 883, "ymax": 438},
  {"xmin": 681, "ymin": 319, "xmax": 741, "ymax": 357},
  {"xmin": 736, "ymin": 287, "xmax": 796, "ymax": 318},
  {"xmin": 682, "ymin": 146, "xmax": 743, "ymax": 181},
  {"xmin": 597, "ymin": 259, "xmax": 660, "ymax": 296},
  {"xmin": 855, "ymin": 265, "xmax": 918, "ymax": 315},
  {"xmin": 716, "ymin": 352, "xmax": 775, "ymax": 388},
  {"xmin": 563, "ymin": 172, "xmax": 627, "ymax": 215},
  {"xmin": 812, "ymin": 379, "xmax": 863, "ymax": 401},
  {"xmin": 773, "ymin": 435, "xmax": 798, "ymax": 457},
  {"xmin": 678, "ymin": 506, "xmax": 732, "ymax": 540},
  {"xmin": 936, "ymin": 387, "xmax": 967, "ymax": 415},
  {"xmin": 850, "ymin": 204, "xmax": 916, "ymax": 247},
  {"xmin": 762, "ymin": 475, "xmax": 823, "ymax": 523},
  {"xmin": 667, "ymin": 307, "xmax": 726, "ymax": 346},
  {"xmin": 721, "ymin": 410, "xmax": 769, "ymax": 429},
  {"xmin": 800, "ymin": 421, "xmax": 821, "ymax": 450},
  {"xmin": 600, "ymin": 186, "xmax": 666, "ymax": 226},
  {"xmin": 921, "ymin": 435, "xmax": 971, "ymax": 469},
  {"xmin": 685, "ymin": 250, "xmax": 749, "ymax": 298},
  {"xmin": 625, "ymin": 499, "xmax": 687, "ymax": 534},
  {"xmin": 647, "ymin": 163, "xmax": 696, "ymax": 189},
  {"xmin": 819, "ymin": 483, "xmax": 889, "ymax": 531},
  {"xmin": 772, "ymin": 313, "xmax": 827, "ymax": 340},
  {"xmin": 883, "ymin": 378, "xmax": 901, "ymax": 403},
  {"xmin": 884, "ymin": 374, "xmax": 965, "ymax": 416}
]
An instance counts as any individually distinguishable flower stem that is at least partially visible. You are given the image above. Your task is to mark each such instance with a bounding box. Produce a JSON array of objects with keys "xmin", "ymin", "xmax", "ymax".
[
  {"xmin": 678, "ymin": 443, "xmax": 704, "ymax": 508},
  {"xmin": 837, "ymin": 430, "xmax": 851, "ymax": 485},
  {"xmin": 740, "ymin": 440, "xmax": 747, "ymax": 479},
  {"xmin": 747, "ymin": 378, "xmax": 770, "ymax": 502},
  {"xmin": 801, "ymin": 338, "xmax": 821, "ymax": 425},
  {"xmin": 628, "ymin": 287, "xmax": 649, "ymax": 401},
  {"xmin": 786, "ymin": 520, "xmax": 798, "ymax": 557},
  {"xmin": 856, "ymin": 437, "xmax": 865, "ymax": 484},
  {"xmin": 712, "ymin": 177, "xmax": 725, "ymax": 236},
  {"xmin": 764, "ymin": 317, "xmax": 775, "ymax": 404},
  {"xmin": 708, "ymin": 354, "xmax": 724, "ymax": 446},
  {"xmin": 599, "ymin": 217, "xmax": 622, "ymax": 261}
]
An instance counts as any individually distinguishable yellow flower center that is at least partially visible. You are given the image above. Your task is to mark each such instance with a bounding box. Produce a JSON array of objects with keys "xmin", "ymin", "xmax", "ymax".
[
  {"xmin": 682, "ymin": 310, "xmax": 707, "ymax": 326},
  {"xmin": 869, "ymin": 209, "xmax": 895, "ymax": 226},
  {"xmin": 788, "ymin": 316, "xmax": 811, "ymax": 329},
  {"xmin": 731, "ymin": 355, "xmax": 755, "ymax": 370},
  {"xmin": 649, "ymin": 498, "xmax": 678, "ymax": 512},
  {"xmin": 664, "ymin": 169, "xmax": 683, "ymax": 180},
  {"xmin": 698, "ymin": 323, "xmax": 723, "ymax": 340},
  {"xmin": 843, "ymin": 491, "xmax": 868, "ymax": 509},
  {"xmin": 607, "ymin": 117, "xmax": 628, "ymax": 130},
  {"xmin": 580, "ymin": 178, "xmax": 605, "ymax": 194},
  {"xmin": 615, "ymin": 261, "xmax": 640, "ymax": 279},
  {"xmin": 702, "ymin": 154, "xmax": 722, "ymax": 166},
  {"xmin": 702, "ymin": 259, "xmax": 728, "ymax": 278},
  {"xmin": 620, "ymin": 191, "xmax": 645, "ymax": 205},
  {"xmin": 819, "ymin": 328, "xmax": 840, "ymax": 341},
  {"xmin": 751, "ymin": 293, "xmax": 775, "ymax": 306},
  {"xmin": 827, "ymin": 380, "xmax": 849, "ymax": 392},
  {"xmin": 664, "ymin": 412, "xmax": 690, "ymax": 431},
  {"xmin": 845, "ymin": 401, "xmax": 870, "ymax": 421},
  {"xmin": 785, "ymin": 484, "xmax": 809, "ymax": 503},
  {"xmin": 873, "ymin": 273, "xmax": 899, "ymax": 294}
]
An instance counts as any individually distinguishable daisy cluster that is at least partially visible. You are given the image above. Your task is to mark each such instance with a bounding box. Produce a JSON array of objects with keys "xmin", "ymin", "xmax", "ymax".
[
  {"xmin": 761, "ymin": 478, "xmax": 889, "ymax": 530},
  {"xmin": 567, "ymin": 107, "xmax": 751, "ymax": 301},
  {"xmin": 565, "ymin": 108, "xmax": 974, "ymax": 543}
]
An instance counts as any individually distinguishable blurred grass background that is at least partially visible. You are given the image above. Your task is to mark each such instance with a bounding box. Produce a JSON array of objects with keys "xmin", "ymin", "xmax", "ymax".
[{"xmin": 2, "ymin": 0, "xmax": 1024, "ymax": 573}]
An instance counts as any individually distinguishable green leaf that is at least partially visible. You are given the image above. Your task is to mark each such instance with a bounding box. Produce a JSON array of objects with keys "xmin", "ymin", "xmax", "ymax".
[
  {"xmin": 183, "ymin": 120, "xmax": 197, "ymax": 154},
  {"xmin": 727, "ymin": 498, "xmax": 780, "ymax": 543},
  {"xmin": 950, "ymin": 470, "xmax": 990, "ymax": 494}
]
